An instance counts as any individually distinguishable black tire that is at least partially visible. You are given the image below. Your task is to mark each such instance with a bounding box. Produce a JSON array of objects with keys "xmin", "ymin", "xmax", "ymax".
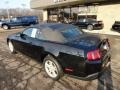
[
  {"xmin": 2, "ymin": 24, "xmax": 10, "ymax": 30},
  {"xmin": 87, "ymin": 25, "xmax": 93, "ymax": 30},
  {"xmin": 8, "ymin": 40, "xmax": 16, "ymax": 54},
  {"xmin": 43, "ymin": 55, "xmax": 63, "ymax": 80}
]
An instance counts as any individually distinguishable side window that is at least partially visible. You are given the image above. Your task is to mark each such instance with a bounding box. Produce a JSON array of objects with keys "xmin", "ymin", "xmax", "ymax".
[
  {"xmin": 34, "ymin": 28, "xmax": 66, "ymax": 42},
  {"xmin": 79, "ymin": 19, "xmax": 84, "ymax": 23},
  {"xmin": 86, "ymin": 19, "xmax": 89, "ymax": 22},
  {"xmin": 22, "ymin": 28, "xmax": 37, "ymax": 38},
  {"xmin": 41, "ymin": 28, "xmax": 66, "ymax": 42},
  {"xmin": 35, "ymin": 30, "xmax": 44, "ymax": 40}
]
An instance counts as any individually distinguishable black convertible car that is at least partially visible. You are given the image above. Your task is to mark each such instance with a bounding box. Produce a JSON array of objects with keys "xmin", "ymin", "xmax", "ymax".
[{"xmin": 7, "ymin": 23, "xmax": 111, "ymax": 80}]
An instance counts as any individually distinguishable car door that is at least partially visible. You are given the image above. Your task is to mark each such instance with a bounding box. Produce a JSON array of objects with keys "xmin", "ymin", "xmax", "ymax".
[
  {"xmin": 26, "ymin": 28, "xmax": 45, "ymax": 60},
  {"xmin": 16, "ymin": 17, "xmax": 22, "ymax": 26},
  {"xmin": 21, "ymin": 17, "xmax": 29, "ymax": 26},
  {"xmin": 75, "ymin": 19, "xmax": 86, "ymax": 28},
  {"xmin": 9, "ymin": 18, "xmax": 18, "ymax": 26},
  {"xmin": 19, "ymin": 27, "xmax": 45, "ymax": 60},
  {"xmin": 20, "ymin": 28, "xmax": 40, "ymax": 58},
  {"xmin": 13, "ymin": 28, "xmax": 31, "ymax": 55}
]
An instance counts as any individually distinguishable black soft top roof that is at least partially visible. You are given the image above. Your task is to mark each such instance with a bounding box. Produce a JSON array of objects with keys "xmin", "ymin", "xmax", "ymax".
[{"xmin": 32, "ymin": 23, "xmax": 75, "ymax": 31}]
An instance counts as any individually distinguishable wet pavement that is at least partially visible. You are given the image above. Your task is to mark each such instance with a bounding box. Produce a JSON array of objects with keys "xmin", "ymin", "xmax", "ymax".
[{"xmin": 0, "ymin": 29, "xmax": 120, "ymax": 90}]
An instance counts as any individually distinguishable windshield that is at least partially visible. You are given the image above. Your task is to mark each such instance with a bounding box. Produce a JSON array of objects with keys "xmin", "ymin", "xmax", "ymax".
[{"xmin": 60, "ymin": 26, "xmax": 84, "ymax": 42}]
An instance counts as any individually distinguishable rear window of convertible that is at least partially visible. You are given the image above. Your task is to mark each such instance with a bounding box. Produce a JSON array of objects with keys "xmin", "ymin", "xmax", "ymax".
[{"xmin": 36, "ymin": 26, "xmax": 83, "ymax": 43}]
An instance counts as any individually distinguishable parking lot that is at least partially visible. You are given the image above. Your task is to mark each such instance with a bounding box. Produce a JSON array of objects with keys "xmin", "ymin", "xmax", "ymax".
[{"xmin": 0, "ymin": 28, "xmax": 120, "ymax": 90}]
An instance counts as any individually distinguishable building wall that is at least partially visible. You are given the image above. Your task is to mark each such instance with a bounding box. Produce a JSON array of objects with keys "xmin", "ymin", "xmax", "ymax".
[
  {"xmin": 43, "ymin": 10, "xmax": 48, "ymax": 21},
  {"xmin": 97, "ymin": 4, "xmax": 120, "ymax": 32},
  {"xmin": 31, "ymin": 0, "xmax": 105, "ymax": 9},
  {"xmin": 43, "ymin": 3, "xmax": 120, "ymax": 31}
]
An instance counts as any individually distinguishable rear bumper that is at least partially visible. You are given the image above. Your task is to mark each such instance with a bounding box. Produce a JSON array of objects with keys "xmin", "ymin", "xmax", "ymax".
[
  {"xmin": 67, "ymin": 60, "xmax": 111, "ymax": 80},
  {"xmin": 66, "ymin": 72, "xmax": 99, "ymax": 80},
  {"xmin": 86, "ymin": 60, "xmax": 111, "ymax": 80},
  {"xmin": 67, "ymin": 50, "xmax": 111, "ymax": 80}
]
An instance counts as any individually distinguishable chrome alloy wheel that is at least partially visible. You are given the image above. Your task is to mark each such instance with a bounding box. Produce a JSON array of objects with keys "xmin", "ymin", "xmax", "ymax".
[
  {"xmin": 45, "ymin": 60, "xmax": 58, "ymax": 78},
  {"xmin": 3, "ymin": 25, "xmax": 9, "ymax": 30}
]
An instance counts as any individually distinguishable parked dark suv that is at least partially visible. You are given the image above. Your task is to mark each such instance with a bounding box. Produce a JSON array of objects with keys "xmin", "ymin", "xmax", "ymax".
[
  {"xmin": 1, "ymin": 16, "xmax": 39, "ymax": 30},
  {"xmin": 112, "ymin": 21, "xmax": 120, "ymax": 32},
  {"xmin": 70, "ymin": 18, "xmax": 104, "ymax": 30}
]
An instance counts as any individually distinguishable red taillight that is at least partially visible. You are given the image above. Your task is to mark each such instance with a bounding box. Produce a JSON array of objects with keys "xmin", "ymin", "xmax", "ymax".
[{"xmin": 87, "ymin": 49, "xmax": 101, "ymax": 61}]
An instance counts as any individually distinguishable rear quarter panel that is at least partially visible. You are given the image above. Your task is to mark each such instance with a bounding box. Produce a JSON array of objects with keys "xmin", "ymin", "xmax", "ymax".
[{"xmin": 41, "ymin": 41, "xmax": 86, "ymax": 76}]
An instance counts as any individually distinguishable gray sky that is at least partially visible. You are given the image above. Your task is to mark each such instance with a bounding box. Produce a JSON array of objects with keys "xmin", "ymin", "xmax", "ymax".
[{"xmin": 0, "ymin": 0, "xmax": 30, "ymax": 9}]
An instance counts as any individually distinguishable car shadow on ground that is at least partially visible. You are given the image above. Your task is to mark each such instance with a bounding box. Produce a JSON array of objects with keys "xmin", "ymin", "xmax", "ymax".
[
  {"xmin": 111, "ymin": 28, "xmax": 120, "ymax": 33},
  {"xmin": 97, "ymin": 66, "xmax": 114, "ymax": 90},
  {"xmin": 10, "ymin": 26, "xmax": 26, "ymax": 30},
  {"xmin": 0, "ymin": 26, "xmax": 26, "ymax": 31}
]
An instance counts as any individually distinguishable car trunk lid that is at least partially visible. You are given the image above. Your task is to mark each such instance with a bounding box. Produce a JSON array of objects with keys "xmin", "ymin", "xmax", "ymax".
[
  {"xmin": 66, "ymin": 34, "xmax": 101, "ymax": 52},
  {"xmin": 66, "ymin": 34, "xmax": 110, "ymax": 61}
]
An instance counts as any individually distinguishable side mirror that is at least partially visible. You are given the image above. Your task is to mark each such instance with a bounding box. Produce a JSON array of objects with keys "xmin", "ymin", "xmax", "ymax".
[
  {"xmin": 20, "ymin": 33, "xmax": 26, "ymax": 40},
  {"xmin": 15, "ymin": 32, "xmax": 22, "ymax": 37},
  {"xmin": 20, "ymin": 33, "xmax": 24, "ymax": 37},
  {"xmin": 15, "ymin": 33, "xmax": 24, "ymax": 37}
]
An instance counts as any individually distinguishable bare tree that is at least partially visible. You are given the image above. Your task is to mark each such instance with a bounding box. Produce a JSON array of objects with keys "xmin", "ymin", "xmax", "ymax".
[{"xmin": 0, "ymin": 8, "xmax": 43, "ymax": 21}]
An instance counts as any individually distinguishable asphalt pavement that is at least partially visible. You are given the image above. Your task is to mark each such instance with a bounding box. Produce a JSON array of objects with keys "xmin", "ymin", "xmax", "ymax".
[{"xmin": 0, "ymin": 29, "xmax": 120, "ymax": 90}]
